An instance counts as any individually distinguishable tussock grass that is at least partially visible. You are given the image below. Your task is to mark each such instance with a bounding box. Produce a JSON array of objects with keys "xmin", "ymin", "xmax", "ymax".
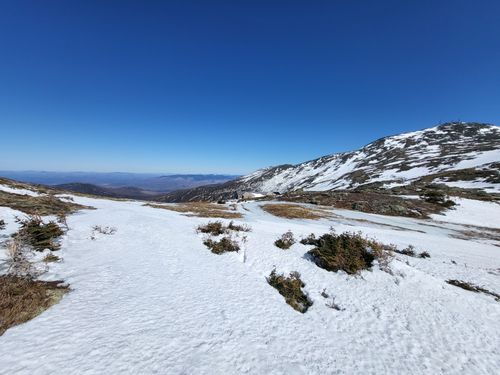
[
  {"xmin": 305, "ymin": 231, "xmax": 392, "ymax": 275},
  {"xmin": 261, "ymin": 203, "xmax": 331, "ymax": 220},
  {"xmin": 0, "ymin": 190, "xmax": 91, "ymax": 216},
  {"xmin": 274, "ymin": 231, "xmax": 296, "ymax": 249},
  {"xmin": 145, "ymin": 202, "xmax": 242, "ymax": 219},
  {"xmin": 267, "ymin": 270, "xmax": 312, "ymax": 313},
  {"xmin": 0, "ymin": 275, "xmax": 68, "ymax": 335}
]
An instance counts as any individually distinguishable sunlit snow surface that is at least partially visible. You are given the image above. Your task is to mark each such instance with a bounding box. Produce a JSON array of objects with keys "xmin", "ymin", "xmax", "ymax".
[{"xmin": 0, "ymin": 186, "xmax": 499, "ymax": 374}]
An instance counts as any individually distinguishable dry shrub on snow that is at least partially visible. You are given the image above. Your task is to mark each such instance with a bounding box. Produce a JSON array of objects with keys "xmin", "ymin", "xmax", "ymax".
[
  {"xmin": 197, "ymin": 220, "xmax": 251, "ymax": 236},
  {"xmin": 267, "ymin": 269, "xmax": 312, "ymax": 313},
  {"xmin": 393, "ymin": 245, "xmax": 431, "ymax": 259},
  {"xmin": 13, "ymin": 215, "xmax": 64, "ymax": 251},
  {"xmin": 305, "ymin": 231, "xmax": 392, "ymax": 275},
  {"xmin": 203, "ymin": 236, "xmax": 240, "ymax": 254},
  {"xmin": 227, "ymin": 221, "xmax": 251, "ymax": 232},
  {"xmin": 274, "ymin": 231, "xmax": 296, "ymax": 250},
  {"xmin": 197, "ymin": 221, "xmax": 227, "ymax": 236}
]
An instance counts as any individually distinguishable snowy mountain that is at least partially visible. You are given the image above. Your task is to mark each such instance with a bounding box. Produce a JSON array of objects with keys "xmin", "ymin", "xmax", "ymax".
[{"xmin": 160, "ymin": 122, "xmax": 500, "ymax": 202}]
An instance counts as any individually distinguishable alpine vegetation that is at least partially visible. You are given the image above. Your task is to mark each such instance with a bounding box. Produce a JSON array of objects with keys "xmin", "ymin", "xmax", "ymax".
[
  {"xmin": 267, "ymin": 269, "xmax": 312, "ymax": 313},
  {"xmin": 305, "ymin": 231, "xmax": 392, "ymax": 275}
]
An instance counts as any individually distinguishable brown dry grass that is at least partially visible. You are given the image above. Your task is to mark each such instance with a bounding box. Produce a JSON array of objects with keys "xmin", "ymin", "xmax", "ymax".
[
  {"xmin": 145, "ymin": 202, "xmax": 243, "ymax": 219},
  {"xmin": 261, "ymin": 203, "xmax": 332, "ymax": 220},
  {"xmin": 0, "ymin": 275, "xmax": 69, "ymax": 335},
  {"xmin": 0, "ymin": 190, "xmax": 92, "ymax": 216}
]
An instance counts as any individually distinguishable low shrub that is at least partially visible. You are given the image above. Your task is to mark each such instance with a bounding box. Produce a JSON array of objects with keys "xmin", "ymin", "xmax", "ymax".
[
  {"xmin": 227, "ymin": 221, "xmax": 251, "ymax": 232},
  {"xmin": 420, "ymin": 190, "xmax": 456, "ymax": 208},
  {"xmin": 0, "ymin": 219, "xmax": 5, "ymax": 230},
  {"xmin": 306, "ymin": 231, "xmax": 390, "ymax": 275},
  {"xmin": 267, "ymin": 270, "xmax": 312, "ymax": 313},
  {"xmin": 274, "ymin": 231, "xmax": 296, "ymax": 249},
  {"xmin": 197, "ymin": 220, "xmax": 251, "ymax": 235},
  {"xmin": 13, "ymin": 216, "xmax": 64, "ymax": 251},
  {"xmin": 300, "ymin": 233, "xmax": 317, "ymax": 245},
  {"xmin": 203, "ymin": 236, "xmax": 240, "ymax": 254},
  {"xmin": 395, "ymin": 245, "xmax": 416, "ymax": 257},
  {"xmin": 393, "ymin": 245, "xmax": 430, "ymax": 259},
  {"xmin": 197, "ymin": 221, "xmax": 227, "ymax": 235}
]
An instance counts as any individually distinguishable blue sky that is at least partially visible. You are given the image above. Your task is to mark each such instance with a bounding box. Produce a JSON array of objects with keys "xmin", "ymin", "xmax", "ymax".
[{"xmin": 1, "ymin": 1, "xmax": 499, "ymax": 174}]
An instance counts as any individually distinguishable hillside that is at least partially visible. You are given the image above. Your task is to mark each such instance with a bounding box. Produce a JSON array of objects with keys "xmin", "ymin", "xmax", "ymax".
[{"xmin": 160, "ymin": 122, "xmax": 500, "ymax": 202}]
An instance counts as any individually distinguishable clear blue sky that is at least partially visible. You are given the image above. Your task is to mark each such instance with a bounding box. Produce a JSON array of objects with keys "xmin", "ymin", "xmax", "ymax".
[{"xmin": 1, "ymin": 1, "xmax": 499, "ymax": 174}]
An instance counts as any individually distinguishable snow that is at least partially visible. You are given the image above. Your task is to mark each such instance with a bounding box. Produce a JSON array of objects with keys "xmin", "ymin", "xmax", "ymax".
[
  {"xmin": 1, "ymin": 191, "xmax": 499, "ymax": 374},
  {"xmin": 0, "ymin": 184, "xmax": 41, "ymax": 197},
  {"xmin": 451, "ymin": 149, "xmax": 500, "ymax": 170},
  {"xmin": 430, "ymin": 197, "xmax": 500, "ymax": 229},
  {"xmin": 434, "ymin": 178, "xmax": 500, "ymax": 193}
]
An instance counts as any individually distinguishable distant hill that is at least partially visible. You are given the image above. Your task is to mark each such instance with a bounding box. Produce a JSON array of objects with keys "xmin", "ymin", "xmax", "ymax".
[
  {"xmin": 53, "ymin": 183, "xmax": 161, "ymax": 200},
  {"xmin": 0, "ymin": 172, "xmax": 239, "ymax": 192},
  {"xmin": 159, "ymin": 122, "xmax": 500, "ymax": 202}
]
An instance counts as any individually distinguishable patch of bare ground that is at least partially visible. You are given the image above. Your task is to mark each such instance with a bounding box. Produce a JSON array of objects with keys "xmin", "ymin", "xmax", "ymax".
[
  {"xmin": 261, "ymin": 203, "xmax": 333, "ymax": 220},
  {"xmin": 0, "ymin": 190, "xmax": 93, "ymax": 216},
  {"xmin": 450, "ymin": 229, "xmax": 500, "ymax": 245},
  {"xmin": 276, "ymin": 190, "xmax": 445, "ymax": 218},
  {"xmin": 0, "ymin": 275, "xmax": 69, "ymax": 335},
  {"xmin": 145, "ymin": 202, "xmax": 242, "ymax": 219},
  {"xmin": 341, "ymin": 216, "xmax": 426, "ymax": 233}
]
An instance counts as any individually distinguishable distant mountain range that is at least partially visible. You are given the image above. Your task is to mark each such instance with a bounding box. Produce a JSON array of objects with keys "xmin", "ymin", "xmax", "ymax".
[
  {"xmin": 159, "ymin": 122, "xmax": 500, "ymax": 202},
  {"xmin": 0, "ymin": 171, "xmax": 239, "ymax": 197}
]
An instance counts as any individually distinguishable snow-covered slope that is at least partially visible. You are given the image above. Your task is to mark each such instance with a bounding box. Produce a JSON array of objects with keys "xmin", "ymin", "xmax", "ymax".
[
  {"xmin": 160, "ymin": 122, "xmax": 500, "ymax": 202},
  {"xmin": 242, "ymin": 122, "xmax": 500, "ymax": 193},
  {"xmin": 1, "ymin": 182, "xmax": 500, "ymax": 374}
]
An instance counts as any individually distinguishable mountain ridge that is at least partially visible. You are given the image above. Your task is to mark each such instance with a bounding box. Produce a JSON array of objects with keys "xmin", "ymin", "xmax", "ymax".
[{"xmin": 159, "ymin": 122, "xmax": 500, "ymax": 202}]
